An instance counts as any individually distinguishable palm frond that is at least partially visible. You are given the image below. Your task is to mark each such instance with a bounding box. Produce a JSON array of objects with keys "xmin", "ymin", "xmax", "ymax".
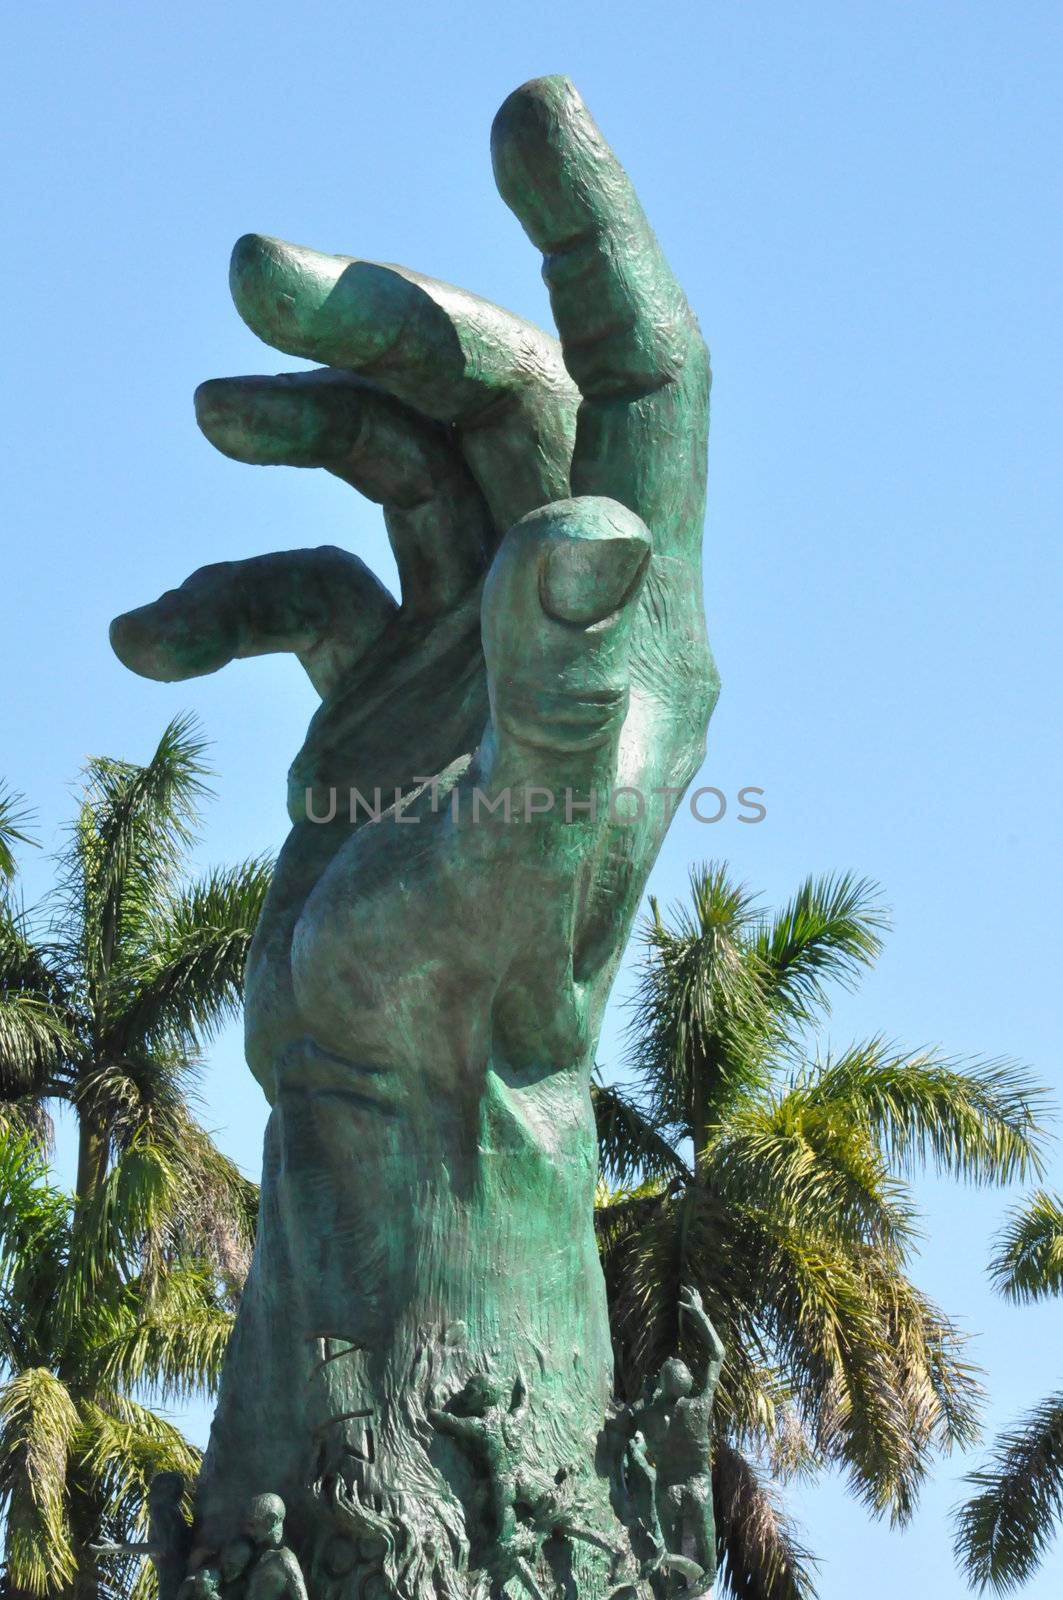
[
  {"xmin": 630, "ymin": 864, "xmax": 773, "ymax": 1135},
  {"xmin": 0, "ymin": 903, "xmax": 71, "ymax": 1000},
  {"xmin": 713, "ymin": 1439, "xmax": 818, "ymax": 1600},
  {"xmin": 716, "ymin": 1362, "xmax": 816, "ymax": 1477},
  {"xmin": 592, "ymin": 1077, "xmax": 690, "ymax": 1187},
  {"xmin": 0, "ymin": 729, "xmax": 260, "ymax": 1598},
  {"xmin": 77, "ymin": 1392, "xmax": 199, "ymax": 1594},
  {"xmin": 0, "ymin": 1097, "xmax": 55, "ymax": 1155},
  {"xmin": 803, "ymin": 1041, "xmax": 1048, "ymax": 1186},
  {"xmin": 0, "ymin": 906, "xmax": 75, "ymax": 1102},
  {"xmin": 0, "ymin": 785, "xmax": 37, "ymax": 883},
  {"xmin": 79, "ymin": 1391, "xmax": 200, "ymax": 1512},
  {"xmin": 108, "ymin": 856, "xmax": 271, "ymax": 1058},
  {"xmin": 72, "ymin": 1049, "xmax": 192, "ymax": 1162},
  {"xmin": 754, "ymin": 873, "xmax": 888, "ymax": 1027},
  {"xmin": 989, "ymin": 1189, "xmax": 1063, "ymax": 1303},
  {"xmin": 87, "ymin": 1266, "xmax": 234, "ymax": 1403},
  {"xmin": 856, "ymin": 1253, "xmax": 983, "ymax": 1460},
  {"xmin": 159, "ymin": 1116, "xmax": 257, "ymax": 1294},
  {"xmin": 0, "ymin": 1134, "xmax": 69, "ymax": 1366},
  {"xmin": 59, "ymin": 714, "xmax": 211, "ymax": 992},
  {"xmin": 762, "ymin": 1404, "xmax": 822, "ymax": 1485},
  {"xmin": 0, "ymin": 1133, "xmax": 68, "ymax": 1258},
  {"xmin": 600, "ymin": 1182, "xmax": 773, "ymax": 1426},
  {"xmin": 726, "ymin": 1208, "xmax": 943, "ymax": 1523},
  {"xmin": 60, "ymin": 1139, "xmax": 180, "ymax": 1323},
  {"xmin": 594, "ymin": 1180, "xmax": 672, "ymax": 1294},
  {"xmin": 0, "ymin": 1368, "xmax": 80, "ymax": 1593},
  {"xmin": 953, "ymin": 1391, "xmax": 1063, "ymax": 1592},
  {"xmin": 610, "ymin": 862, "xmax": 1044, "ymax": 1562},
  {"xmin": 708, "ymin": 1091, "xmax": 917, "ymax": 1260},
  {"xmin": 595, "ymin": 1179, "xmax": 671, "ymax": 1396},
  {"xmin": 601, "ymin": 1184, "xmax": 702, "ymax": 1396},
  {"xmin": 0, "ymin": 996, "xmax": 74, "ymax": 1103},
  {"xmin": 601, "ymin": 1171, "xmax": 905, "ymax": 1486}
]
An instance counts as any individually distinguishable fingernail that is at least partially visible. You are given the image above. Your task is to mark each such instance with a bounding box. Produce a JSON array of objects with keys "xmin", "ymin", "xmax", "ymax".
[{"xmin": 540, "ymin": 530, "xmax": 649, "ymax": 625}]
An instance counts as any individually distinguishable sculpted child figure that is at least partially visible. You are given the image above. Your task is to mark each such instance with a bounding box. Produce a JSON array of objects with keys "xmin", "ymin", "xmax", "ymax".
[
  {"xmin": 112, "ymin": 75, "xmax": 718, "ymax": 1600},
  {"xmin": 90, "ymin": 1471, "xmax": 192, "ymax": 1600}
]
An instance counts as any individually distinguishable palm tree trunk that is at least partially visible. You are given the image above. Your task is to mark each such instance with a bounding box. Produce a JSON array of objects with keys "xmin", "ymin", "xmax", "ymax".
[
  {"xmin": 692, "ymin": 1051, "xmax": 710, "ymax": 1183},
  {"xmin": 65, "ymin": 1478, "xmax": 101, "ymax": 1600},
  {"xmin": 74, "ymin": 1116, "xmax": 108, "ymax": 1204},
  {"xmin": 66, "ymin": 1549, "xmax": 101, "ymax": 1600}
]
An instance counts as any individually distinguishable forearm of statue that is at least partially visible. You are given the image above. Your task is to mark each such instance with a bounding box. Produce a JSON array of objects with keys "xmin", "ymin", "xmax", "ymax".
[
  {"xmin": 680, "ymin": 1286, "xmax": 725, "ymax": 1385},
  {"xmin": 697, "ymin": 1330, "xmax": 725, "ymax": 1400},
  {"xmin": 90, "ymin": 1542, "xmax": 158, "ymax": 1557},
  {"xmin": 428, "ymin": 1409, "xmax": 480, "ymax": 1443}
]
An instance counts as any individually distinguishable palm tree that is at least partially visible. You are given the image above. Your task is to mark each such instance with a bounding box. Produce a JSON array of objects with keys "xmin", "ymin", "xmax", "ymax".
[
  {"xmin": 594, "ymin": 864, "xmax": 1048, "ymax": 1600},
  {"xmin": 0, "ymin": 715, "xmax": 268, "ymax": 1278},
  {"xmin": 0, "ymin": 1128, "xmax": 232, "ymax": 1600},
  {"xmin": 0, "ymin": 783, "xmax": 58, "ymax": 1152},
  {"xmin": 953, "ymin": 1190, "xmax": 1063, "ymax": 1591},
  {"xmin": 0, "ymin": 717, "xmax": 271, "ymax": 1597}
]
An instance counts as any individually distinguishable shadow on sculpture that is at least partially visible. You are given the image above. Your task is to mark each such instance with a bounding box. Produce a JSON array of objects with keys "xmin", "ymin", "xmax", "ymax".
[{"xmin": 110, "ymin": 70, "xmax": 720, "ymax": 1600}]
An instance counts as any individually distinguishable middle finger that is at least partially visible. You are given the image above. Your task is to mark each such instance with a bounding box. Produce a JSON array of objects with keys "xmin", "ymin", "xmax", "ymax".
[{"xmin": 229, "ymin": 233, "xmax": 579, "ymax": 528}]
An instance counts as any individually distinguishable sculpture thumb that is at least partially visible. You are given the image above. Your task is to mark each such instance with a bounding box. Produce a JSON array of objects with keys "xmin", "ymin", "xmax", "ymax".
[{"xmin": 480, "ymin": 495, "xmax": 651, "ymax": 786}]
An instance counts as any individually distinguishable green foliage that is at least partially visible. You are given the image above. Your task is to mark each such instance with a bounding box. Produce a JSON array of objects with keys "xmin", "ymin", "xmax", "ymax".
[
  {"xmin": 712, "ymin": 1440, "xmax": 817, "ymax": 1600},
  {"xmin": 0, "ymin": 724, "xmax": 270, "ymax": 1599},
  {"xmin": 591, "ymin": 1083, "xmax": 689, "ymax": 1187},
  {"xmin": 87, "ymin": 1266, "xmax": 236, "ymax": 1404},
  {"xmin": 0, "ymin": 902, "xmax": 73, "ymax": 1114},
  {"xmin": 0, "ymin": 1366, "xmax": 81, "ymax": 1593},
  {"xmin": 111, "ymin": 860, "xmax": 273, "ymax": 1059},
  {"xmin": 0, "ymin": 785, "xmax": 38, "ymax": 884},
  {"xmin": 0, "ymin": 715, "xmax": 267, "ymax": 1253},
  {"xmin": 954, "ymin": 1392, "xmax": 1063, "ymax": 1593},
  {"xmin": 989, "ymin": 1189, "xmax": 1063, "ymax": 1304},
  {"xmin": 597, "ymin": 863, "xmax": 1049, "ymax": 1600},
  {"xmin": 953, "ymin": 1191, "xmax": 1063, "ymax": 1590},
  {"xmin": 0, "ymin": 1133, "xmax": 225, "ymax": 1599}
]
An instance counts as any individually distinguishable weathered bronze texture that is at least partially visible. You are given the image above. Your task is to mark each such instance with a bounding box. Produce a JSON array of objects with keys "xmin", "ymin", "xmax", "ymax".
[{"xmin": 114, "ymin": 76, "xmax": 720, "ymax": 1600}]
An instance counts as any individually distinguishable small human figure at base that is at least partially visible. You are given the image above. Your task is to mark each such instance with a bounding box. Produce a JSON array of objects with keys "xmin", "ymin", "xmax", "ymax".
[
  {"xmin": 519, "ymin": 1465, "xmax": 625, "ymax": 1579},
  {"xmin": 244, "ymin": 1493, "xmax": 309, "ymax": 1600},
  {"xmin": 427, "ymin": 1370, "xmax": 528, "ymax": 1550},
  {"xmin": 627, "ymin": 1286, "xmax": 724, "ymax": 1592},
  {"xmin": 90, "ymin": 1471, "xmax": 192, "ymax": 1600},
  {"xmin": 622, "ymin": 1432, "xmax": 665, "ymax": 1566},
  {"xmin": 177, "ymin": 1567, "xmax": 223, "ymax": 1600}
]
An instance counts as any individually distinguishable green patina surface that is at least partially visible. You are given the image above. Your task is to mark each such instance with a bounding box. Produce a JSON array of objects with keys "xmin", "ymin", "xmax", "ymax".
[{"xmin": 111, "ymin": 76, "xmax": 720, "ymax": 1600}]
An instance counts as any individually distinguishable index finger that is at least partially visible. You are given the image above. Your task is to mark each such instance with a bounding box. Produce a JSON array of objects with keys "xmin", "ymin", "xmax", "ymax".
[{"xmin": 491, "ymin": 77, "xmax": 700, "ymax": 401}]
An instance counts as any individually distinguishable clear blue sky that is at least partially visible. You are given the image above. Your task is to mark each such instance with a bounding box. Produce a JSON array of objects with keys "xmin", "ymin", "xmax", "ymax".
[{"xmin": 3, "ymin": 2, "xmax": 1062, "ymax": 1594}]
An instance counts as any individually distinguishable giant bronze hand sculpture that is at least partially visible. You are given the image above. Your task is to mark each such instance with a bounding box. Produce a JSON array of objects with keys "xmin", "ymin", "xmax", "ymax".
[{"xmin": 112, "ymin": 77, "xmax": 718, "ymax": 1600}]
